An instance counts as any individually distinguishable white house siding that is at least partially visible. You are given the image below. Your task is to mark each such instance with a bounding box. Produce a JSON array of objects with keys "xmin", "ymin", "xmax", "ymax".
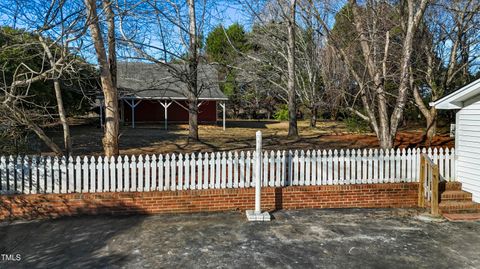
[{"xmin": 456, "ymin": 99, "xmax": 480, "ymax": 202}]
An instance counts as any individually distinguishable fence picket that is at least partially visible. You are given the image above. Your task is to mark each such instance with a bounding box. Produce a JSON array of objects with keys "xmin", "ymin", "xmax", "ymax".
[
  {"xmin": 104, "ymin": 156, "xmax": 110, "ymax": 192},
  {"xmin": 0, "ymin": 147, "xmax": 457, "ymax": 194},
  {"xmin": 117, "ymin": 156, "xmax": 123, "ymax": 191},
  {"xmin": 97, "ymin": 157, "xmax": 103, "ymax": 192},
  {"xmin": 124, "ymin": 156, "xmax": 131, "ymax": 191},
  {"xmin": 233, "ymin": 152, "xmax": 239, "ymax": 188},
  {"xmin": 221, "ymin": 152, "xmax": 227, "ymax": 189},
  {"xmin": 226, "ymin": 152, "xmax": 232, "ymax": 188},
  {"xmin": 171, "ymin": 154, "xmax": 177, "ymax": 191},
  {"xmin": 158, "ymin": 155, "xmax": 164, "ymax": 191},
  {"xmin": 245, "ymin": 151, "xmax": 251, "ymax": 188},
  {"xmin": 190, "ymin": 153, "xmax": 196, "ymax": 190},
  {"xmin": 31, "ymin": 156, "xmax": 38, "ymax": 194},
  {"xmin": 145, "ymin": 155, "xmax": 151, "ymax": 191},
  {"xmin": 239, "ymin": 151, "xmax": 245, "ymax": 188}
]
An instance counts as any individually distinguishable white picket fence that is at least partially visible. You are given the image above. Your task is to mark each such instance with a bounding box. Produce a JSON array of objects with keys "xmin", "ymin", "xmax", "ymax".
[{"xmin": 0, "ymin": 147, "xmax": 455, "ymax": 195}]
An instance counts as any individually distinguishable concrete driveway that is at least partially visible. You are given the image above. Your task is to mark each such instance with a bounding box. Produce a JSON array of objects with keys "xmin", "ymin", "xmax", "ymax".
[{"xmin": 0, "ymin": 208, "xmax": 479, "ymax": 268}]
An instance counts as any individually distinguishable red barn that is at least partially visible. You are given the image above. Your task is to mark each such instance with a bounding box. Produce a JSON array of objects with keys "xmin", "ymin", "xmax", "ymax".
[{"xmin": 99, "ymin": 62, "xmax": 227, "ymax": 129}]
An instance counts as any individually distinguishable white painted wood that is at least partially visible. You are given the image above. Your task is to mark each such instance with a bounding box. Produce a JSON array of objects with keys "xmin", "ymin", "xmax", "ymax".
[
  {"xmin": 0, "ymin": 156, "xmax": 7, "ymax": 193},
  {"xmin": 338, "ymin": 150, "xmax": 344, "ymax": 185},
  {"xmin": 15, "ymin": 156, "xmax": 22, "ymax": 193},
  {"xmin": 31, "ymin": 156, "xmax": 38, "ymax": 194},
  {"xmin": 124, "ymin": 156, "xmax": 131, "ymax": 191},
  {"xmin": 373, "ymin": 149, "xmax": 379, "ymax": 183},
  {"xmin": 215, "ymin": 152, "xmax": 221, "ymax": 189},
  {"xmin": 81, "ymin": 156, "xmax": 88, "ymax": 193},
  {"xmin": 390, "ymin": 149, "xmax": 396, "ymax": 183},
  {"xmin": 177, "ymin": 154, "xmax": 183, "ymax": 191},
  {"xmin": 305, "ymin": 150, "xmax": 311, "ymax": 186},
  {"xmin": 138, "ymin": 155, "xmax": 145, "ymax": 192},
  {"xmin": 293, "ymin": 150, "xmax": 299, "ymax": 185},
  {"xmin": 315, "ymin": 150, "xmax": 321, "ymax": 186},
  {"xmin": 239, "ymin": 151, "xmax": 245, "ymax": 188},
  {"xmin": 209, "ymin": 153, "xmax": 215, "ymax": 189},
  {"xmin": 197, "ymin": 153, "xmax": 203, "ymax": 190},
  {"xmin": 263, "ymin": 151, "xmax": 269, "ymax": 187},
  {"xmin": 299, "ymin": 150, "xmax": 305, "ymax": 186},
  {"xmin": 379, "ymin": 149, "xmax": 384, "ymax": 183},
  {"xmin": 345, "ymin": 149, "xmax": 351, "ymax": 184},
  {"xmin": 394, "ymin": 149, "xmax": 400, "ymax": 182},
  {"xmin": 158, "ymin": 155, "xmax": 164, "ymax": 191},
  {"xmin": 367, "ymin": 149, "xmax": 373, "ymax": 184},
  {"xmin": 275, "ymin": 151, "xmax": 281, "ymax": 187},
  {"xmin": 245, "ymin": 151, "xmax": 251, "ymax": 188},
  {"xmin": 0, "ymin": 147, "xmax": 458, "ymax": 194},
  {"xmin": 67, "ymin": 156, "xmax": 74, "ymax": 193},
  {"xmin": 171, "ymin": 154, "xmax": 177, "ymax": 191},
  {"xmin": 131, "ymin": 155, "xmax": 137, "ymax": 191},
  {"xmin": 117, "ymin": 156, "xmax": 124, "ymax": 191},
  {"xmin": 282, "ymin": 150, "xmax": 288, "ymax": 186},
  {"xmin": 190, "ymin": 153, "xmax": 196, "ymax": 190},
  {"xmin": 327, "ymin": 150, "xmax": 333, "ymax": 185},
  {"xmin": 288, "ymin": 150, "xmax": 293, "ymax": 186},
  {"xmin": 311, "ymin": 150, "xmax": 317, "ymax": 185},
  {"xmin": 109, "ymin": 156, "xmax": 115, "ymax": 192},
  {"xmin": 332, "ymin": 150, "xmax": 338, "ymax": 185},
  {"xmin": 97, "ymin": 157, "xmax": 104, "ymax": 192},
  {"xmin": 361, "ymin": 149, "xmax": 367, "ymax": 184},
  {"xmin": 269, "ymin": 151, "xmax": 275, "ymax": 187},
  {"xmin": 321, "ymin": 150, "xmax": 327, "ymax": 185},
  {"xmin": 226, "ymin": 152, "xmax": 233, "ymax": 188},
  {"xmin": 356, "ymin": 149, "xmax": 362, "ymax": 184},
  {"xmin": 456, "ymin": 100, "xmax": 480, "ymax": 201},
  {"xmin": 221, "ymin": 152, "xmax": 227, "ymax": 189},
  {"xmin": 145, "ymin": 155, "xmax": 151, "ymax": 191},
  {"xmin": 74, "ymin": 156, "xmax": 81, "ymax": 193},
  {"xmin": 233, "ymin": 152, "xmax": 239, "ymax": 188}
]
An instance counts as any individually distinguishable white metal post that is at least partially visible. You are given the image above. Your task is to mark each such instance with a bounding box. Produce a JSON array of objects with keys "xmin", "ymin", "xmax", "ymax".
[
  {"xmin": 255, "ymin": 130, "xmax": 262, "ymax": 213},
  {"xmin": 160, "ymin": 101, "xmax": 172, "ymax": 130},
  {"xmin": 246, "ymin": 131, "xmax": 270, "ymax": 221},
  {"xmin": 219, "ymin": 102, "xmax": 226, "ymax": 131}
]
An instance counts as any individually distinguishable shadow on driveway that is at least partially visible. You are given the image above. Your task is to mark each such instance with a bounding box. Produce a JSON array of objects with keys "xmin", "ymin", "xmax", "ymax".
[{"xmin": 0, "ymin": 208, "xmax": 479, "ymax": 268}]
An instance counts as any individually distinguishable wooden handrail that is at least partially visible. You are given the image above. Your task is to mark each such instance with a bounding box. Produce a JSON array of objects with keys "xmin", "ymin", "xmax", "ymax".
[{"xmin": 419, "ymin": 153, "xmax": 440, "ymax": 216}]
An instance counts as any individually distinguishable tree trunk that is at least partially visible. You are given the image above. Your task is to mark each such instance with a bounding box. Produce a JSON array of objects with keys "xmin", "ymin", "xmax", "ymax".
[
  {"xmin": 53, "ymin": 79, "xmax": 72, "ymax": 154},
  {"xmin": 187, "ymin": 0, "xmax": 199, "ymax": 141},
  {"xmin": 7, "ymin": 105, "xmax": 63, "ymax": 155},
  {"xmin": 188, "ymin": 97, "xmax": 199, "ymax": 141},
  {"xmin": 104, "ymin": 0, "xmax": 116, "ymax": 87},
  {"xmin": 85, "ymin": 0, "xmax": 119, "ymax": 156},
  {"xmin": 425, "ymin": 112, "xmax": 437, "ymax": 146},
  {"xmin": 287, "ymin": 0, "xmax": 298, "ymax": 138},
  {"xmin": 38, "ymin": 35, "xmax": 72, "ymax": 155},
  {"xmin": 310, "ymin": 106, "xmax": 317, "ymax": 127}
]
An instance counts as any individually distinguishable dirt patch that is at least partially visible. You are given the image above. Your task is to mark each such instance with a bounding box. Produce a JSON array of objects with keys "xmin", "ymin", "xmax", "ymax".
[{"xmin": 39, "ymin": 119, "xmax": 453, "ymax": 156}]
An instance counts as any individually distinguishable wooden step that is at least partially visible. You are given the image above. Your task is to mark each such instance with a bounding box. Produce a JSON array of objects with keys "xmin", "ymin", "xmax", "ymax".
[
  {"xmin": 444, "ymin": 181, "xmax": 462, "ymax": 191},
  {"xmin": 443, "ymin": 213, "xmax": 480, "ymax": 222},
  {"xmin": 439, "ymin": 201, "xmax": 480, "ymax": 214},
  {"xmin": 440, "ymin": 190, "xmax": 472, "ymax": 202}
]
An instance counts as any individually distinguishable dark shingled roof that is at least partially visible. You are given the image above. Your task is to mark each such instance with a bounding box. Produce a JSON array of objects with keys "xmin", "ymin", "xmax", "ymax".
[{"xmin": 116, "ymin": 62, "xmax": 227, "ymax": 100}]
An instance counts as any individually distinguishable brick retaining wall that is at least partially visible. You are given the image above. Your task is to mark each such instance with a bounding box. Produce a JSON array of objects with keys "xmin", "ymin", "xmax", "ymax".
[{"xmin": 0, "ymin": 183, "xmax": 418, "ymax": 221}]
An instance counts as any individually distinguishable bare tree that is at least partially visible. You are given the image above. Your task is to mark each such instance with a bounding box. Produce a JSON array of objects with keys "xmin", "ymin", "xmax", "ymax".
[
  {"xmin": 305, "ymin": 0, "xmax": 429, "ymax": 148},
  {"xmin": 116, "ymin": 0, "xmax": 215, "ymax": 142},
  {"xmin": 84, "ymin": 0, "xmax": 120, "ymax": 156},
  {"xmin": 413, "ymin": 0, "xmax": 480, "ymax": 144},
  {"xmin": 287, "ymin": 0, "xmax": 298, "ymax": 137},
  {"xmin": 0, "ymin": 0, "xmax": 89, "ymax": 155}
]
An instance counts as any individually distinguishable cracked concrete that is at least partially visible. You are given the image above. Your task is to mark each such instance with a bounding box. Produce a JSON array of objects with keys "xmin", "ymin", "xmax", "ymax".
[{"xmin": 0, "ymin": 208, "xmax": 479, "ymax": 268}]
